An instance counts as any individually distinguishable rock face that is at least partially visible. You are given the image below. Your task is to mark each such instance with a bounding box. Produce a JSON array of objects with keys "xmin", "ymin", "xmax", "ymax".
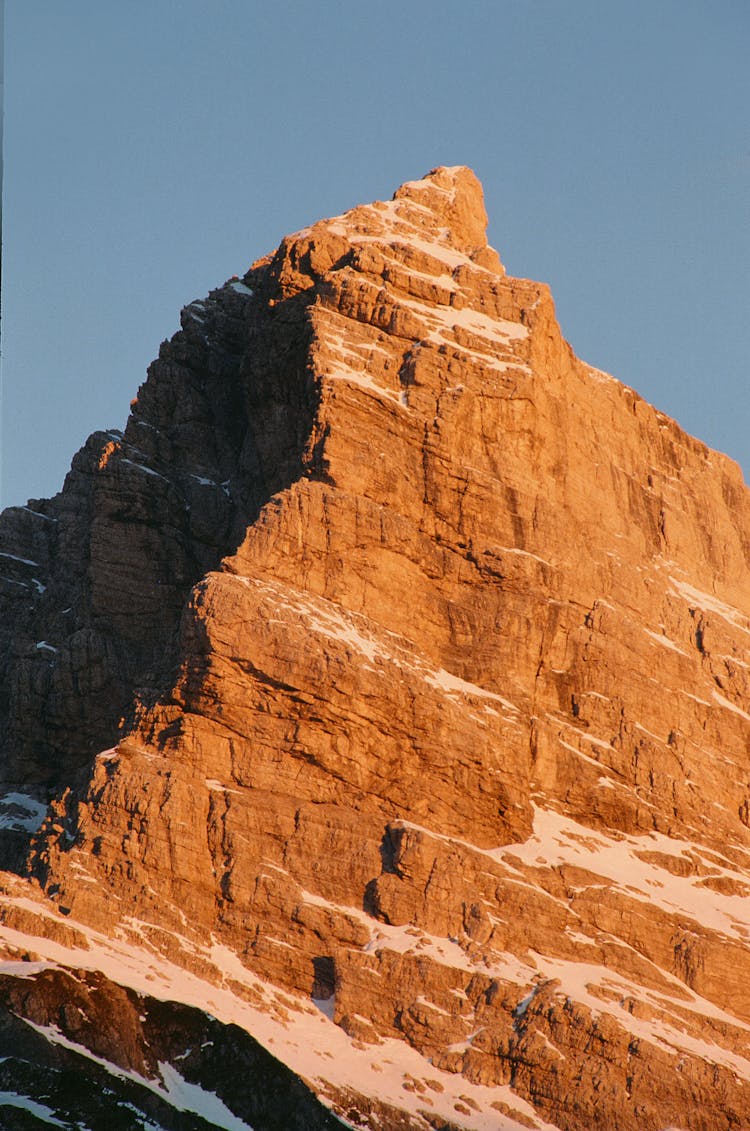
[
  {"xmin": 0, "ymin": 262, "xmax": 317, "ymax": 800},
  {"xmin": 0, "ymin": 965, "xmax": 344, "ymax": 1130},
  {"xmin": 1, "ymin": 166, "xmax": 750, "ymax": 1130}
]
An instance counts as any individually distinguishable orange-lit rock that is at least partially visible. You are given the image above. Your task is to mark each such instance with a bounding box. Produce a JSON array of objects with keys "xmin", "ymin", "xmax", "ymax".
[{"xmin": 2, "ymin": 167, "xmax": 750, "ymax": 1129}]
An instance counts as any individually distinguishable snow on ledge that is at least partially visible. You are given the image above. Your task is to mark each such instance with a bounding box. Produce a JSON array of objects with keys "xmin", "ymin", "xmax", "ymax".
[
  {"xmin": 0, "ymin": 793, "xmax": 48, "ymax": 834},
  {"xmin": 0, "ymin": 903, "xmax": 561, "ymax": 1131}
]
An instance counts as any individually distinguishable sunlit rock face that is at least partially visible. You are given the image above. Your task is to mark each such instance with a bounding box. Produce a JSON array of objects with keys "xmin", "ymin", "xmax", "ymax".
[{"xmin": 1, "ymin": 167, "xmax": 750, "ymax": 1130}]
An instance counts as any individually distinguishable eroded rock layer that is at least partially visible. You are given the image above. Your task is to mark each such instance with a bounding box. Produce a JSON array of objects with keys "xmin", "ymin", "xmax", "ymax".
[{"xmin": 2, "ymin": 167, "xmax": 750, "ymax": 1130}]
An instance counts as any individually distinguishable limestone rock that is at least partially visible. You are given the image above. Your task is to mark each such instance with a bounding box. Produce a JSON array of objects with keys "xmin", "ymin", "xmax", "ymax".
[{"xmin": 1, "ymin": 166, "xmax": 750, "ymax": 1130}]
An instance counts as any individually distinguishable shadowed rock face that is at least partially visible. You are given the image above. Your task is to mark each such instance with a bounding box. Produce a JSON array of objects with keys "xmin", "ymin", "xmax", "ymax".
[
  {"xmin": 0, "ymin": 262, "xmax": 320, "ymax": 805},
  {"xmin": 1, "ymin": 166, "xmax": 750, "ymax": 1130}
]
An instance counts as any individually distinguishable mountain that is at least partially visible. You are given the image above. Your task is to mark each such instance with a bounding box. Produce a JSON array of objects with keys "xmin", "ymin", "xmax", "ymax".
[{"xmin": 0, "ymin": 166, "xmax": 749, "ymax": 1131}]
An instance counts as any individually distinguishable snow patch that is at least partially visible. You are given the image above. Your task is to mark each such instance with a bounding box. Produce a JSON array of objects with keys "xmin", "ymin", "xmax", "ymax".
[
  {"xmin": 0, "ymin": 551, "xmax": 38, "ymax": 566},
  {"xmin": 502, "ymin": 806, "xmax": 750, "ymax": 939},
  {"xmin": 0, "ymin": 906, "xmax": 561, "ymax": 1131},
  {"xmin": 0, "ymin": 1091, "xmax": 67, "ymax": 1127},
  {"xmin": 669, "ymin": 578, "xmax": 750, "ymax": 636},
  {"xmin": 158, "ymin": 1062, "xmax": 255, "ymax": 1130},
  {"xmin": 229, "ymin": 574, "xmax": 519, "ymax": 723},
  {"xmin": 312, "ymin": 994, "xmax": 336, "ymax": 1021},
  {"xmin": 712, "ymin": 691, "xmax": 750, "ymax": 723},
  {"xmin": 120, "ymin": 459, "xmax": 167, "ymax": 481},
  {"xmin": 19, "ymin": 507, "xmax": 57, "ymax": 523},
  {"xmin": 26, "ymin": 1019, "xmax": 254, "ymax": 1130},
  {"xmin": 0, "ymin": 793, "xmax": 48, "ymax": 833},
  {"xmin": 643, "ymin": 628, "xmax": 689, "ymax": 656},
  {"xmin": 425, "ymin": 669, "xmax": 518, "ymax": 713}
]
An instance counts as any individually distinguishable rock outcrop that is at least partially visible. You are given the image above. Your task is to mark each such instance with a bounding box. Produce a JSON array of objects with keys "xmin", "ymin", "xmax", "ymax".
[
  {"xmin": 0, "ymin": 964, "xmax": 344, "ymax": 1130},
  {"xmin": 1, "ymin": 166, "xmax": 749, "ymax": 1130},
  {"xmin": 0, "ymin": 260, "xmax": 317, "ymax": 801}
]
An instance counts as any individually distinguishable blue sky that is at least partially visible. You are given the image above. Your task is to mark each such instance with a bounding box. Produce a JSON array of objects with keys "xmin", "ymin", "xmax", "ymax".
[{"xmin": 2, "ymin": 1, "xmax": 748, "ymax": 508}]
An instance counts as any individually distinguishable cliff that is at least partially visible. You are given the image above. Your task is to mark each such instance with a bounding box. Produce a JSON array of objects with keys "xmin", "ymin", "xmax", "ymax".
[{"xmin": 0, "ymin": 167, "xmax": 749, "ymax": 1130}]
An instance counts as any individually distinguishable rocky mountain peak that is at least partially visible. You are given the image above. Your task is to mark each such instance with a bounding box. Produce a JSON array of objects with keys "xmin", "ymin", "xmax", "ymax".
[
  {"xmin": 260, "ymin": 165, "xmax": 504, "ymax": 305},
  {"xmin": 0, "ymin": 169, "xmax": 749, "ymax": 1130},
  {"xmin": 393, "ymin": 164, "xmax": 493, "ymax": 255}
]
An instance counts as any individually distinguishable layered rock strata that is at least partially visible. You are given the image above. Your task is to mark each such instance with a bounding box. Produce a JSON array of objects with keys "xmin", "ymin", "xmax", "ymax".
[
  {"xmin": 0, "ymin": 261, "xmax": 318, "ymax": 801},
  {"xmin": 0, "ymin": 167, "xmax": 749, "ymax": 1130}
]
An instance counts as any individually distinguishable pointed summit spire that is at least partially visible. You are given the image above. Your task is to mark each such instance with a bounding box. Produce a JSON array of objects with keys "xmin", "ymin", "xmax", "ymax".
[{"xmin": 393, "ymin": 166, "xmax": 489, "ymax": 254}]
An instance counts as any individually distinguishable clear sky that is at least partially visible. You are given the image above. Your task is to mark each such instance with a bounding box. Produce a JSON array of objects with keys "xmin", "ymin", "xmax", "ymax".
[{"xmin": 2, "ymin": 1, "xmax": 748, "ymax": 508}]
